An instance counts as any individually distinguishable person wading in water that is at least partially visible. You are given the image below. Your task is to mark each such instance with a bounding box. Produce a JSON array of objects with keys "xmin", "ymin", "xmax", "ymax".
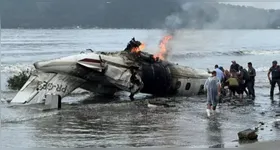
[
  {"xmin": 239, "ymin": 66, "xmax": 249, "ymax": 96},
  {"xmin": 204, "ymin": 71, "xmax": 221, "ymax": 117},
  {"xmin": 247, "ymin": 62, "xmax": 256, "ymax": 100},
  {"xmin": 268, "ymin": 60, "xmax": 280, "ymax": 99}
]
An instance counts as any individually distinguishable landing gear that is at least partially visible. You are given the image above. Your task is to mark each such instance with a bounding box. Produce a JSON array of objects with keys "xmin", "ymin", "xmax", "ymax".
[{"xmin": 128, "ymin": 67, "xmax": 144, "ymax": 101}]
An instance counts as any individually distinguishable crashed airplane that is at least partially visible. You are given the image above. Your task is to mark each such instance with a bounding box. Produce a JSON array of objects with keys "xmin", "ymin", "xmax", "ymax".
[{"xmin": 11, "ymin": 37, "xmax": 209, "ymax": 104}]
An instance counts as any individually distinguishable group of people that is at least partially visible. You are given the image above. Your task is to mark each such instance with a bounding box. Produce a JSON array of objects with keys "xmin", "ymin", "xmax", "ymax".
[
  {"xmin": 226, "ymin": 61, "xmax": 256, "ymax": 100},
  {"xmin": 204, "ymin": 60, "xmax": 280, "ymax": 117}
]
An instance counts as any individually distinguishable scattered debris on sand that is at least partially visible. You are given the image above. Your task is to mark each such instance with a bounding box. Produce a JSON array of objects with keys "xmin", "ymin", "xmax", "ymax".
[
  {"xmin": 209, "ymin": 143, "xmax": 225, "ymax": 148},
  {"xmin": 273, "ymin": 119, "xmax": 280, "ymax": 128},
  {"xmin": 147, "ymin": 97, "xmax": 177, "ymax": 108},
  {"xmin": 259, "ymin": 122, "xmax": 265, "ymax": 126},
  {"xmin": 275, "ymin": 108, "xmax": 280, "ymax": 117},
  {"xmin": 238, "ymin": 129, "xmax": 258, "ymax": 141}
]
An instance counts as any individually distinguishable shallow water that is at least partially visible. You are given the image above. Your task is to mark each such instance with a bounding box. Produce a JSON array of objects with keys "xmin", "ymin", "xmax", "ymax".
[{"xmin": 1, "ymin": 29, "xmax": 280, "ymax": 148}]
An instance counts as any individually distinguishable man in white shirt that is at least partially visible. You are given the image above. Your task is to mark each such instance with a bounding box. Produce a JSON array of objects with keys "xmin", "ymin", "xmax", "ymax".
[
  {"xmin": 208, "ymin": 65, "xmax": 224, "ymax": 82},
  {"xmin": 215, "ymin": 65, "xmax": 224, "ymax": 82}
]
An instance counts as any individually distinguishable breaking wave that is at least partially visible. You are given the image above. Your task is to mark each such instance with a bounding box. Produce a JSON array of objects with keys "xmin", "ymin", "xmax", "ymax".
[
  {"xmin": 170, "ymin": 49, "xmax": 280, "ymax": 59},
  {"xmin": 255, "ymin": 67, "xmax": 270, "ymax": 72},
  {"xmin": 1, "ymin": 64, "xmax": 34, "ymax": 73}
]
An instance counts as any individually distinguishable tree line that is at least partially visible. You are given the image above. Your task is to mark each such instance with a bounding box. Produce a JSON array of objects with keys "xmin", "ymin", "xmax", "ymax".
[{"xmin": 1, "ymin": 0, "xmax": 280, "ymax": 29}]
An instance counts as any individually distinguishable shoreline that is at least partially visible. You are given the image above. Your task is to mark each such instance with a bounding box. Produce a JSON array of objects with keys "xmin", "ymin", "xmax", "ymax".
[{"xmin": 207, "ymin": 116, "xmax": 280, "ymax": 148}]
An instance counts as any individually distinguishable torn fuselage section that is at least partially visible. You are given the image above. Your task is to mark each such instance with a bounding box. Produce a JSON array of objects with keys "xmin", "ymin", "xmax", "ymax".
[
  {"xmin": 139, "ymin": 61, "xmax": 173, "ymax": 96},
  {"xmin": 137, "ymin": 59, "xmax": 208, "ymax": 97},
  {"xmin": 101, "ymin": 38, "xmax": 208, "ymax": 98},
  {"xmin": 103, "ymin": 64, "xmax": 144, "ymax": 99},
  {"xmin": 75, "ymin": 51, "xmax": 146, "ymax": 99},
  {"xmin": 115, "ymin": 52, "xmax": 197, "ymax": 97}
]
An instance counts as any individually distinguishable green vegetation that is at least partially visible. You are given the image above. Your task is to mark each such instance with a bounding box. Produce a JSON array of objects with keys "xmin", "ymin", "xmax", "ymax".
[{"xmin": 7, "ymin": 70, "xmax": 31, "ymax": 90}]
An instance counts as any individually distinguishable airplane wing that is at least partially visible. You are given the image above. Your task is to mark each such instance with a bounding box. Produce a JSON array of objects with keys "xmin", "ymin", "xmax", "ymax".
[{"xmin": 11, "ymin": 70, "xmax": 86, "ymax": 104}]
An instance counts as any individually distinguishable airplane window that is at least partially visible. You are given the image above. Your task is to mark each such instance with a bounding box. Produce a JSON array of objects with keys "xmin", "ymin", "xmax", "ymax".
[
  {"xmin": 200, "ymin": 84, "xmax": 204, "ymax": 90},
  {"xmin": 185, "ymin": 83, "xmax": 191, "ymax": 90},
  {"xmin": 198, "ymin": 84, "xmax": 204, "ymax": 95},
  {"xmin": 176, "ymin": 81, "xmax": 181, "ymax": 89}
]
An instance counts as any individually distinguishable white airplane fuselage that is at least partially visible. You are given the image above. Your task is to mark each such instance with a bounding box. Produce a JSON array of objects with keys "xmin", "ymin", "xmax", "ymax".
[
  {"xmin": 11, "ymin": 51, "xmax": 210, "ymax": 104},
  {"xmin": 34, "ymin": 51, "xmax": 209, "ymax": 96}
]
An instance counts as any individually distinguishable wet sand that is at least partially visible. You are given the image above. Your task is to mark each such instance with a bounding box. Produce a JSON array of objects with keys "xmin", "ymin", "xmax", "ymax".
[{"xmin": 1, "ymin": 91, "xmax": 280, "ymax": 148}]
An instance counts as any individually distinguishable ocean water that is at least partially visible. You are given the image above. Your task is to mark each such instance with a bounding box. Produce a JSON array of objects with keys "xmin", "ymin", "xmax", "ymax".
[{"xmin": 1, "ymin": 29, "xmax": 280, "ymax": 148}]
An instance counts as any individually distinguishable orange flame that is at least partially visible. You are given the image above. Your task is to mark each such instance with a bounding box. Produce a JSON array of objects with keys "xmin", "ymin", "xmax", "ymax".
[
  {"xmin": 131, "ymin": 43, "xmax": 146, "ymax": 53},
  {"xmin": 153, "ymin": 35, "xmax": 173, "ymax": 60},
  {"xmin": 139, "ymin": 43, "xmax": 145, "ymax": 51}
]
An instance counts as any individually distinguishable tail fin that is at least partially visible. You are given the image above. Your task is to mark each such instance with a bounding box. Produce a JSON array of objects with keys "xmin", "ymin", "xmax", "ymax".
[{"xmin": 11, "ymin": 71, "xmax": 85, "ymax": 104}]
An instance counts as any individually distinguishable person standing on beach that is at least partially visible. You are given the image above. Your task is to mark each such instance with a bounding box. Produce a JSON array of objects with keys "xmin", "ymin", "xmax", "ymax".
[
  {"xmin": 247, "ymin": 62, "xmax": 256, "ymax": 100},
  {"xmin": 204, "ymin": 71, "xmax": 221, "ymax": 117},
  {"xmin": 239, "ymin": 66, "xmax": 249, "ymax": 96},
  {"xmin": 268, "ymin": 60, "xmax": 280, "ymax": 99}
]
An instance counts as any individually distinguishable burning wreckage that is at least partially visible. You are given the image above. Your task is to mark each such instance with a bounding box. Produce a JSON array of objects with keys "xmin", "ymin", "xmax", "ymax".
[{"xmin": 11, "ymin": 37, "xmax": 209, "ymax": 104}]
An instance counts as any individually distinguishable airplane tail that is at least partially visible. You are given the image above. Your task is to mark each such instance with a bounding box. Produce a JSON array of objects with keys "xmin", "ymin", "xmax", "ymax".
[{"xmin": 11, "ymin": 71, "xmax": 85, "ymax": 104}]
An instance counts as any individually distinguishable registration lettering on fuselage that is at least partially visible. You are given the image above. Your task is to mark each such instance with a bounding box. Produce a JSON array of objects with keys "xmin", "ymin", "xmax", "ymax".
[{"xmin": 37, "ymin": 81, "xmax": 67, "ymax": 92}]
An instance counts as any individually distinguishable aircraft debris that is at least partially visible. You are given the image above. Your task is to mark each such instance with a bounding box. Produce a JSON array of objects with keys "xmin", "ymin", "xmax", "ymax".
[
  {"xmin": 10, "ymin": 37, "xmax": 209, "ymax": 105},
  {"xmin": 238, "ymin": 129, "xmax": 258, "ymax": 141}
]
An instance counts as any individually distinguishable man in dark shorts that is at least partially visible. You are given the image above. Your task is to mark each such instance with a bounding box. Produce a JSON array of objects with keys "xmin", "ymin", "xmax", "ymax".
[
  {"xmin": 237, "ymin": 73, "xmax": 245, "ymax": 101},
  {"xmin": 239, "ymin": 66, "xmax": 249, "ymax": 96},
  {"xmin": 268, "ymin": 60, "xmax": 280, "ymax": 99}
]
